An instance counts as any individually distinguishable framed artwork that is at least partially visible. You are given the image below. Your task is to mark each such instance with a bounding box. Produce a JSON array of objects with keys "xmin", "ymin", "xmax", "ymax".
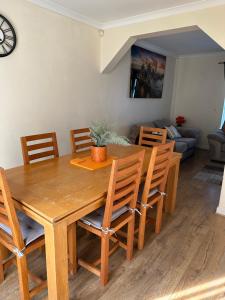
[{"xmin": 130, "ymin": 45, "xmax": 167, "ymax": 99}]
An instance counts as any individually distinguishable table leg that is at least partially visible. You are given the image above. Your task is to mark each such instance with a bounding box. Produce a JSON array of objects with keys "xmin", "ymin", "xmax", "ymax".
[
  {"xmin": 165, "ymin": 160, "xmax": 180, "ymax": 214},
  {"xmin": 44, "ymin": 221, "xmax": 69, "ymax": 300},
  {"xmin": 68, "ymin": 223, "xmax": 77, "ymax": 275}
]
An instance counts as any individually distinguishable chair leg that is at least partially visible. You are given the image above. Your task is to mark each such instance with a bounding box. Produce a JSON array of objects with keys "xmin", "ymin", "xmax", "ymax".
[
  {"xmin": 155, "ymin": 198, "xmax": 163, "ymax": 234},
  {"xmin": 16, "ymin": 255, "xmax": 30, "ymax": 300},
  {"xmin": 0, "ymin": 262, "xmax": 4, "ymax": 283},
  {"xmin": 68, "ymin": 223, "xmax": 77, "ymax": 275},
  {"xmin": 138, "ymin": 207, "xmax": 147, "ymax": 250},
  {"xmin": 100, "ymin": 234, "xmax": 109, "ymax": 286},
  {"xmin": 127, "ymin": 215, "xmax": 135, "ymax": 261}
]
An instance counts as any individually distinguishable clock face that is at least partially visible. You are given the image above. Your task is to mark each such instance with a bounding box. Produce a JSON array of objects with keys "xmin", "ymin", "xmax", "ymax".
[{"xmin": 0, "ymin": 15, "xmax": 16, "ymax": 57}]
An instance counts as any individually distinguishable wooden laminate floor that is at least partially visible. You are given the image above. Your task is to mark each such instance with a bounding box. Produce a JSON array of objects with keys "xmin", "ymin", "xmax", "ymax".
[{"xmin": 1, "ymin": 150, "xmax": 225, "ymax": 300}]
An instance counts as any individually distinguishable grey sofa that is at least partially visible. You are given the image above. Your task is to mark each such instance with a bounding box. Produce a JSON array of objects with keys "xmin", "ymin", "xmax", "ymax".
[
  {"xmin": 208, "ymin": 129, "xmax": 225, "ymax": 162},
  {"xmin": 128, "ymin": 119, "xmax": 200, "ymax": 160}
]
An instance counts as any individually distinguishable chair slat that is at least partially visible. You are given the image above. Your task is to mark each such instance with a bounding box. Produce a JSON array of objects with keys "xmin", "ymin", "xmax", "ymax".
[
  {"xmin": 75, "ymin": 136, "xmax": 92, "ymax": 142},
  {"xmin": 114, "ymin": 183, "xmax": 136, "ymax": 201},
  {"xmin": 73, "ymin": 128, "xmax": 90, "ymax": 134},
  {"xmin": 112, "ymin": 194, "xmax": 133, "ymax": 212},
  {"xmin": 152, "ymin": 169, "xmax": 166, "ymax": 181},
  {"xmin": 156, "ymin": 152, "xmax": 170, "ymax": 163},
  {"xmin": 24, "ymin": 132, "xmax": 54, "ymax": 142},
  {"xmin": 154, "ymin": 160, "xmax": 168, "ymax": 171},
  {"xmin": 115, "ymin": 173, "xmax": 137, "ymax": 190},
  {"xmin": 27, "ymin": 141, "xmax": 54, "ymax": 151},
  {"xmin": 76, "ymin": 142, "xmax": 94, "ymax": 150},
  {"xmin": 141, "ymin": 140, "xmax": 161, "ymax": 146},
  {"xmin": 117, "ymin": 162, "xmax": 139, "ymax": 178},
  {"xmin": 142, "ymin": 133, "xmax": 163, "ymax": 140},
  {"xmin": 28, "ymin": 150, "xmax": 55, "ymax": 161}
]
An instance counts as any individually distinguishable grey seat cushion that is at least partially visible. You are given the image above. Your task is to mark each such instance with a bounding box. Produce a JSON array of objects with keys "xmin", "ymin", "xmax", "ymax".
[
  {"xmin": 174, "ymin": 141, "xmax": 188, "ymax": 153},
  {"xmin": 137, "ymin": 183, "xmax": 159, "ymax": 203},
  {"xmin": 0, "ymin": 211, "xmax": 44, "ymax": 246},
  {"xmin": 81, "ymin": 206, "xmax": 129, "ymax": 229},
  {"xmin": 175, "ymin": 137, "xmax": 196, "ymax": 149}
]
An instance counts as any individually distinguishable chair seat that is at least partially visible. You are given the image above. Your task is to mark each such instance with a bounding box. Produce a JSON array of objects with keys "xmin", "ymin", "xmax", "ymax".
[
  {"xmin": 81, "ymin": 206, "xmax": 129, "ymax": 229},
  {"xmin": 0, "ymin": 211, "xmax": 44, "ymax": 246},
  {"xmin": 137, "ymin": 183, "xmax": 159, "ymax": 203}
]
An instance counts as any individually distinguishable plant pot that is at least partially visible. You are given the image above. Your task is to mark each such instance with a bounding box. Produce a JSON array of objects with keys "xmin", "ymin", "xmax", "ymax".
[{"xmin": 91, "ymin": 146, "xmax": 107, "ymax": 163}]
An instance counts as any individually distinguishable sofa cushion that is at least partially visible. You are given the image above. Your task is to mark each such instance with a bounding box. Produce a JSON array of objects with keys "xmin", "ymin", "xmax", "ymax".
[
  {"xmin": 175, "ymin": 141, "xmax": 188, "ymax": 153},
  {"xmin": 175, "ymin": 137, "xmax": 196, "ymax": 149}
]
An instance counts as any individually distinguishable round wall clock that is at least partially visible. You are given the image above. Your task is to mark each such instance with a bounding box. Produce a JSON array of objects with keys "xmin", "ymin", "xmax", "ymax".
[{"xmin": 0, "ymin": 15, "xmax": 16, "ymax": 57}]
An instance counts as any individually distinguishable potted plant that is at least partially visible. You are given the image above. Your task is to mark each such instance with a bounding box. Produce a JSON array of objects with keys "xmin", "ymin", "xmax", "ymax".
[
  {"xmin": 176, "ymin": 115, "xmax": 186, "ymax": 127},
  {"xmin": 90, "ymin": 122, "xmax": 130, "ymax": 163}
]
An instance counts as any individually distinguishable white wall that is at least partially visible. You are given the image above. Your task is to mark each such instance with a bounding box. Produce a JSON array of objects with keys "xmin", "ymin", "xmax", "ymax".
[
  {"xmin": 0, "ymin": 0, "xmax": 176, "ymax": 168},
  {"xmin": 171, "ymin": 52, "xmax": 225, "ymax": 149}
]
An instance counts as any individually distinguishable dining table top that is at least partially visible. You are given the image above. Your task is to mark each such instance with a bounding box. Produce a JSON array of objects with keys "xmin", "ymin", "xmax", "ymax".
[{"xmin": 6, "ymin": 144, "xmax": 181, "ymax": 224}]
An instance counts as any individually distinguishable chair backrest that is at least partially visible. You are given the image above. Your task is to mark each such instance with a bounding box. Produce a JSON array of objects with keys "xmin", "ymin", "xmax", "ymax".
[
  {"xmin": 142, "ymin": 141, "xmax": 175, "ymax": 204},
  {"xmin": 0, "ymin": 167, "xmax": 24, "ymax": 252},
  {"xmin": 102, "ymin": 150, "xmax": 145, "ymax": 228},
  {"xmin": 139, "ymin": 126, "xmax": 167, "ymax": 147},
  {"xmin": 70, "ymin": 128, "xmax": 94, "ymax": 153},
  {"xmin": 21, "ymin": 132, "xmax": 59, "ymax": 165}
]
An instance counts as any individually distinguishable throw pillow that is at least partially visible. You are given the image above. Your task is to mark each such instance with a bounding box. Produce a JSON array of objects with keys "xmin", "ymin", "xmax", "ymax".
[{"xmin": 165, "ymin": 125, "xmax": 182, "ymax": 140}]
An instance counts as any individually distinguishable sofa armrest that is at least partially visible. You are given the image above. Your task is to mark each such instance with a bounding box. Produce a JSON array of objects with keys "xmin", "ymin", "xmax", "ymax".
[
  {"xmin": 177, "ymin": 127, "xmax": 201, "ymax": 140},
  {"xmin": 128, "ymin": 125, "xmax": 140, "ymax": 144},
  {"xmin": 208, "ymin": 132, "xmax": 225, "ymax": 143}
]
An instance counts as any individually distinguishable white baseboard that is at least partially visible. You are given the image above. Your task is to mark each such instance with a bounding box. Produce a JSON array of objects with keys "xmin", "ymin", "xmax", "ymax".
[{"xmin": 216, "ymin": 206, "xmax": 225, "ymax": 216}]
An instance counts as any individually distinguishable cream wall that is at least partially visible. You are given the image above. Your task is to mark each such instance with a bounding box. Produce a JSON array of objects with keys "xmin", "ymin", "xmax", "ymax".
[
  {"xmin": 0, "ymin": 0, "xmax": 176, "ymax": 168},
  {"xmin": 171, "ymin": 52, "xmax": 225, "ymax": 149}
]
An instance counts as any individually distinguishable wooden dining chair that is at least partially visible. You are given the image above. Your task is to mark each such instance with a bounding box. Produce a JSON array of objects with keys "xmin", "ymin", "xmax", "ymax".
[
  {"xmin": 70, "ymin": 128, "xmax": 94, "ymax": 153},
  {"xmin": 0, "ymin": 167, "xmax": 47, "ymax": 299},
  {"xmin": 137, "ymin": 141, "xmax": 174, "ymax": 250},
  {"xmin": 77, "ymin": 150, "xmax": 145, "ymax": 285},
  {"xmin": 139, "ymin": 126, "xmax": 167, "ymax": 147},
  {"xmin": 20, "ymin": 132, "xmax": 59, "ymax": 165}
]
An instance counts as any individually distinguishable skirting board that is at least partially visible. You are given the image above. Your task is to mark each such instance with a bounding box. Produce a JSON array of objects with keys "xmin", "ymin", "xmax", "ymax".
[{"xmin": 216, "ymin": 206, "xmax": 225, "ymax": 216}]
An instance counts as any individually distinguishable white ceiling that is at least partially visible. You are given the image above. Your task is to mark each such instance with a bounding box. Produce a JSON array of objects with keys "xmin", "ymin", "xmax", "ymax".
[
  {"xmin": 30, "ymin": 0, "xmax": 225, "ymax": 28},
  {"xmin": 45, "ymin": 0, "xmax": 197, "ymax": 22},
  {"xmin": 138, "ymin": 29, "xmax": 225, "ymax": 57}
]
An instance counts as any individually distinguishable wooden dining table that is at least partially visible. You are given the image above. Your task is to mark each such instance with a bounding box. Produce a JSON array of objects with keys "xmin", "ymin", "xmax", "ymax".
[{"xmin": 0, "ymin": 144, "xmax": 181, "ymax": 299}]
